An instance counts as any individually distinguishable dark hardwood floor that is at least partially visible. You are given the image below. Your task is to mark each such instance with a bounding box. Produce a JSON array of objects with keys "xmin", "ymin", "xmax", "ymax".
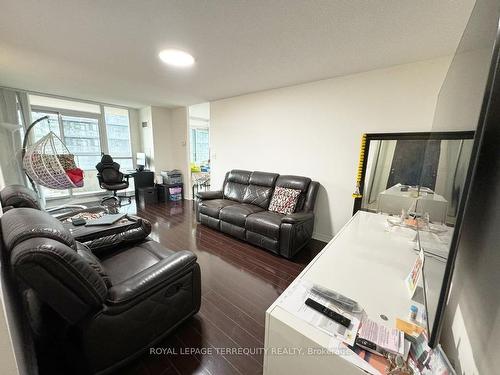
[{"xmin": 114, "ymin": 199, "xmax": 326, "ymax": 375}]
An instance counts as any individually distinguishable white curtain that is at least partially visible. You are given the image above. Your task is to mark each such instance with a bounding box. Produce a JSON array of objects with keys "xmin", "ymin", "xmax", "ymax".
[{"xmin": 0, "ymin": 88, "xmax": 29, "ymax": 188}]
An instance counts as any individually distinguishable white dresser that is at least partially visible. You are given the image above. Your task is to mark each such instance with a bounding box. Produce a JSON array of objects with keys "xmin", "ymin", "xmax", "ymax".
[{"xmin": 263, "ymin": 211, "xmax": 444, "ymax": 374}]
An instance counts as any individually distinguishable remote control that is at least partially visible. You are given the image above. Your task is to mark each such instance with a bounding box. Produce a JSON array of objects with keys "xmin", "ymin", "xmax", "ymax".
[
  {"xmin": 355, "ymin": 337, "xmax": 385, "ymax": 356},
  {"xmin": 71, "ymin": 217, "xmax": 86, "ymax": 226},
  {"xmin": 305, "ymin": 298, "xmax": 351, "ymax": 328},
  {"xmin": 311, "ymin": 285, "xmax": 362, "ymax": 313}
]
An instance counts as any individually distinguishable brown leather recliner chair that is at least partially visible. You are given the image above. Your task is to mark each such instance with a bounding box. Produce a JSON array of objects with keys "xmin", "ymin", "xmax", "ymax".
[{"xmin": 0, "ymin": 208, "xmax": 201, "ymax": 375}]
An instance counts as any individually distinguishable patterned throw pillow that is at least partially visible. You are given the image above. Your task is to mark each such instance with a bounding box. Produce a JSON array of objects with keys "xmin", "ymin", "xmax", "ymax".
[
  {"xmin": 56, "ymin": 154, "xmax": 77, "ymax": 171},
  {"xmin": 268, "ymin": 187, "xmax": 301, "ymax": 214}
]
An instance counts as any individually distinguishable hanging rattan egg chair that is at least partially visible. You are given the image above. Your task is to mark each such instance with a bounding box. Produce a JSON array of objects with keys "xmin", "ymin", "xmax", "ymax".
[{"xmin": 22, "ymin": 115, "xmax": 84, "ymax": 190}]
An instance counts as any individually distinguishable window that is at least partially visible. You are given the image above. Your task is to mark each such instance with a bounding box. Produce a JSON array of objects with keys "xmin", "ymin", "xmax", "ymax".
[
  {"xmin": 30, "ymin": 95, "xmax": 100, "ymax": 114},
  {"xmin": 28, "ymin": 95, "xmax": 135, "ymax": 199},
  {"xmin": 104, "ymin": 106, "xmax": 132, "ymax": 162},
  {"xmin": 62, "ymin": 115, "xmax": 101, "ymax": 170},
  {"xmin": 190, "ymin": 128, "xmax": 209, "ymax": 164},
  {"xmin": 31, "ymin": 111, "xmax": 60, "ymax": 141}
]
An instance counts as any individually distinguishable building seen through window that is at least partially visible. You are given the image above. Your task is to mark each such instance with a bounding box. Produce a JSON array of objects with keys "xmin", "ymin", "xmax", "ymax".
[{"xmin": 28, "ymin": 96, "xmax": 134, "ymax": 198}]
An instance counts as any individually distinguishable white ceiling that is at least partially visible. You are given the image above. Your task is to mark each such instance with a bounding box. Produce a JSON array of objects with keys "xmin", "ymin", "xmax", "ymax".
[
  {"xmin": 0, "ymin": 0, "xmax": 474, "ymax": 108},
  {"xmin": 189, "ymin": 102, "xmax": 210, "ymax": 120}
]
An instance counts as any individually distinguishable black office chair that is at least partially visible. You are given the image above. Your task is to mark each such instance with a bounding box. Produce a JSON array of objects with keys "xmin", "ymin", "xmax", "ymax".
[{"xmin": 96, "ymin": 154, "xmax": 131, "ymax": 207}]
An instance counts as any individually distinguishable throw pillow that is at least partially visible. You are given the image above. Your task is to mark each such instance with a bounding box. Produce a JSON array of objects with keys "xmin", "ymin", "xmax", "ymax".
[
  {"xmin": 56, "ymin": 154, "xmax": 77, "ymax": 171},
  {"xmin": 268, "ymin": 187, "xmax": 301, "ymax": 214}
]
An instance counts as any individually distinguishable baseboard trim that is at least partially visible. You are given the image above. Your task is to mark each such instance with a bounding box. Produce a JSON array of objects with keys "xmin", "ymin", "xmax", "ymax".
[{"xmin": 312, "ymin": 232, "xmax": 333, "ymax": 243}]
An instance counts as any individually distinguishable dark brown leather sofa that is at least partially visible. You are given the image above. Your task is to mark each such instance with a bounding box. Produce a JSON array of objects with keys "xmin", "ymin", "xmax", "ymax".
[
  {"xmin": 196, "ymin": 170, "xmax": 319, "ymax": 258},
  {"xmin": 0, "ymin": 208, "xmax": 201, "ymax": 374}
]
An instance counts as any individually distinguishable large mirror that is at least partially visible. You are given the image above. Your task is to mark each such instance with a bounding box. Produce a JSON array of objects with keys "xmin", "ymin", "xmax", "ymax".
[
  {"xmin": 352, "ymin": 131, "xmax": 475, "ymax": 342},
  {"xmin": 353, "ymin": 0, "xmax": 499, "ymax": 350},
  {"xmin": 360, "ymin": 133, "xmax": 474, "ymax": 228}
]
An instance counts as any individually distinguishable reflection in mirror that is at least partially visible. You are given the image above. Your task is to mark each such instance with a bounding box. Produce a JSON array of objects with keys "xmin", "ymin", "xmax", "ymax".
[
  {"xmin": 354, "ymin": 0, "xmax": 499, "ymax": 350},
  {"xmin": 362, "ymin": 138, "xmax": 473, "ymax": 226},
  {"xmin": 355, "ymin": 132, "xmax": 475, "ymax": 348}
]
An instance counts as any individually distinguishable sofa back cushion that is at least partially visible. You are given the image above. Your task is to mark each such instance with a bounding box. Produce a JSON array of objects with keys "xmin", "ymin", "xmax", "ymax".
[
  {"xmin": 275, "ymin": 175, "xmax": 311, "ymax": 212},
  {"xmin": 223, "ymin": 170, "xmax": 251, "ymax": 202},
  {"xmin": 242, "ymin": 171, "xmax": 279, "ymax": 208},
  {"xmin": 1, "ymin": 208, "xmax": 76, "ymax": 251}
]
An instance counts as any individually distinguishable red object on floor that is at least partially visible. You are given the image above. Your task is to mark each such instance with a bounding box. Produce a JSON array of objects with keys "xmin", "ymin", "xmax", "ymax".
[{"xmin": 66, "ymin": 168, "xmax": 84, "ymax": 187}]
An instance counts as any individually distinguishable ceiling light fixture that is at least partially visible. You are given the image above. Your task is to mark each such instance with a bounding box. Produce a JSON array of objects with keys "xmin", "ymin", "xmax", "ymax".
[{"xmin": 158, "ymin": 49, "xmax": 195, "ymax": 67}]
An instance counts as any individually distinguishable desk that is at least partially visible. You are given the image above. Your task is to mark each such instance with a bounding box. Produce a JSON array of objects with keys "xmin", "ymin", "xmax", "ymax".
[
  {"xmin": 263, "ymin": 211, "xmax": 445, "ymax": 374},
  {"xmin": 124, "ymin": 170, "xmax": 154, "ymax": 202}
]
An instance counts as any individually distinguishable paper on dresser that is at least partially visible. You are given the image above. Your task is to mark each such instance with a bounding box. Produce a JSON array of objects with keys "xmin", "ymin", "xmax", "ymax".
[
  {"xmin": 358, "ymin": 317, "xmax": 404, "ymax": 355},
  {"xmin": 276, "ymin": 279, "xmax": 361, "ymax": 346}
]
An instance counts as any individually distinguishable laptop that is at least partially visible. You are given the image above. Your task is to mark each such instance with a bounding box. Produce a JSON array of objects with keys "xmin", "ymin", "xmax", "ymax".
[{"xmin": 85, "ymin": 213, "xmax": 126, "ymax": 226}]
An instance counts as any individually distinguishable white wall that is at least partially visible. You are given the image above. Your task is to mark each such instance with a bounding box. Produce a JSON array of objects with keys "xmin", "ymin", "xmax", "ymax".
[
  {"xmin": 128, "ymin": 108, "xmax": 142, "ymax": 164},
  {"xmin": 439, "ymin": 121, "xmax": 500, "ymax": 375},
  {"xmin": 150, "ymin": 106, "xmax": 173, "ymax": 172},
  {"xmin": 0, "ymin": 89, "xmax": 25, "ymax": 186},
  {"xmin": 139, "ymin": 106, "xmax": 189, "ymax": 185},
  {"xmin": 170, "ymin": 107, "xmax": 189, "ymax": 189},
  {"xmin": 139, "ymin": 106, "xmax": 154, "ymax": 169},
  {"xmin": 189, "ymin": 102, "xmax": 210, "ymax": 121},
  {"xmin": 210, "ymin": 58, "xmax": 451, "ymax": 241}
]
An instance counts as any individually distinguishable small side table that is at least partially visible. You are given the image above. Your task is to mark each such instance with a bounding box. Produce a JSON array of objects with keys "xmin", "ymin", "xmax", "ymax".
[{"xmin": 191, "ymin": 172, "xmax": 210, "ymax": 210}]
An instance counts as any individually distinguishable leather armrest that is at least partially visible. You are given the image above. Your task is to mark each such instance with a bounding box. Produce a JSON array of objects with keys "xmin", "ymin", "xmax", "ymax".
[
  {"xmin": 195, "ymin": 190, "xmax": 223, "ymax": 200},
  {"xmin": 83, "ymin": 216, "xmax": 152, "ymax": 255},
  {"xmin": 67, "ymin": 215, "xmax": 150, "ymax": 243},
  {"xmin": 107, "ymin": 251, "xmax": 197, "ymax": 304},
  {"xmin": 281, "ymin": 212, "xmax": 314, "ymax": 224}
]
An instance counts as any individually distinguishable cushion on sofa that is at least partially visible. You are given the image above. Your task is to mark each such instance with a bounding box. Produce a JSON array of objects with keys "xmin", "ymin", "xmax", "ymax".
[
  {"xmin": 245, "ymin": 211, "xmax": 283, "ymax": 240},
  {"xmin": 199, "ymin": 199, "xmax": 237, "ymax": 218},
  {"xmin": 268, "ymin": 187, "xmax": 301, "ymax": 214},
  {"xmin": 223, "ymin": 170, "xmax": 251, "ymax": 202},
  {"xmin": 275, "ymin": 175, "xmax": 311, "ymax": 211},
  {"xmin": 248, "ymin": 171, "xmax": 279, "ymax": 187},
  {"xmin": 220, "ymin": 203, "xmax": 264, "ymax": 227},
  {"xmin": 242, "ymin": 171, "xmax": 279, "ymax": 208},
  {"xmin": 101, "ymin": 240, "xmax": 175, "ymax": 285}
]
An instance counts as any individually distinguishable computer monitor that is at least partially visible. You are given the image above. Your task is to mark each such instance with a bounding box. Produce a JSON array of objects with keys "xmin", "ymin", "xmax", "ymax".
[{"xmin": 136, "ymin": 152, "xmax": 146, "ymax": 171}]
